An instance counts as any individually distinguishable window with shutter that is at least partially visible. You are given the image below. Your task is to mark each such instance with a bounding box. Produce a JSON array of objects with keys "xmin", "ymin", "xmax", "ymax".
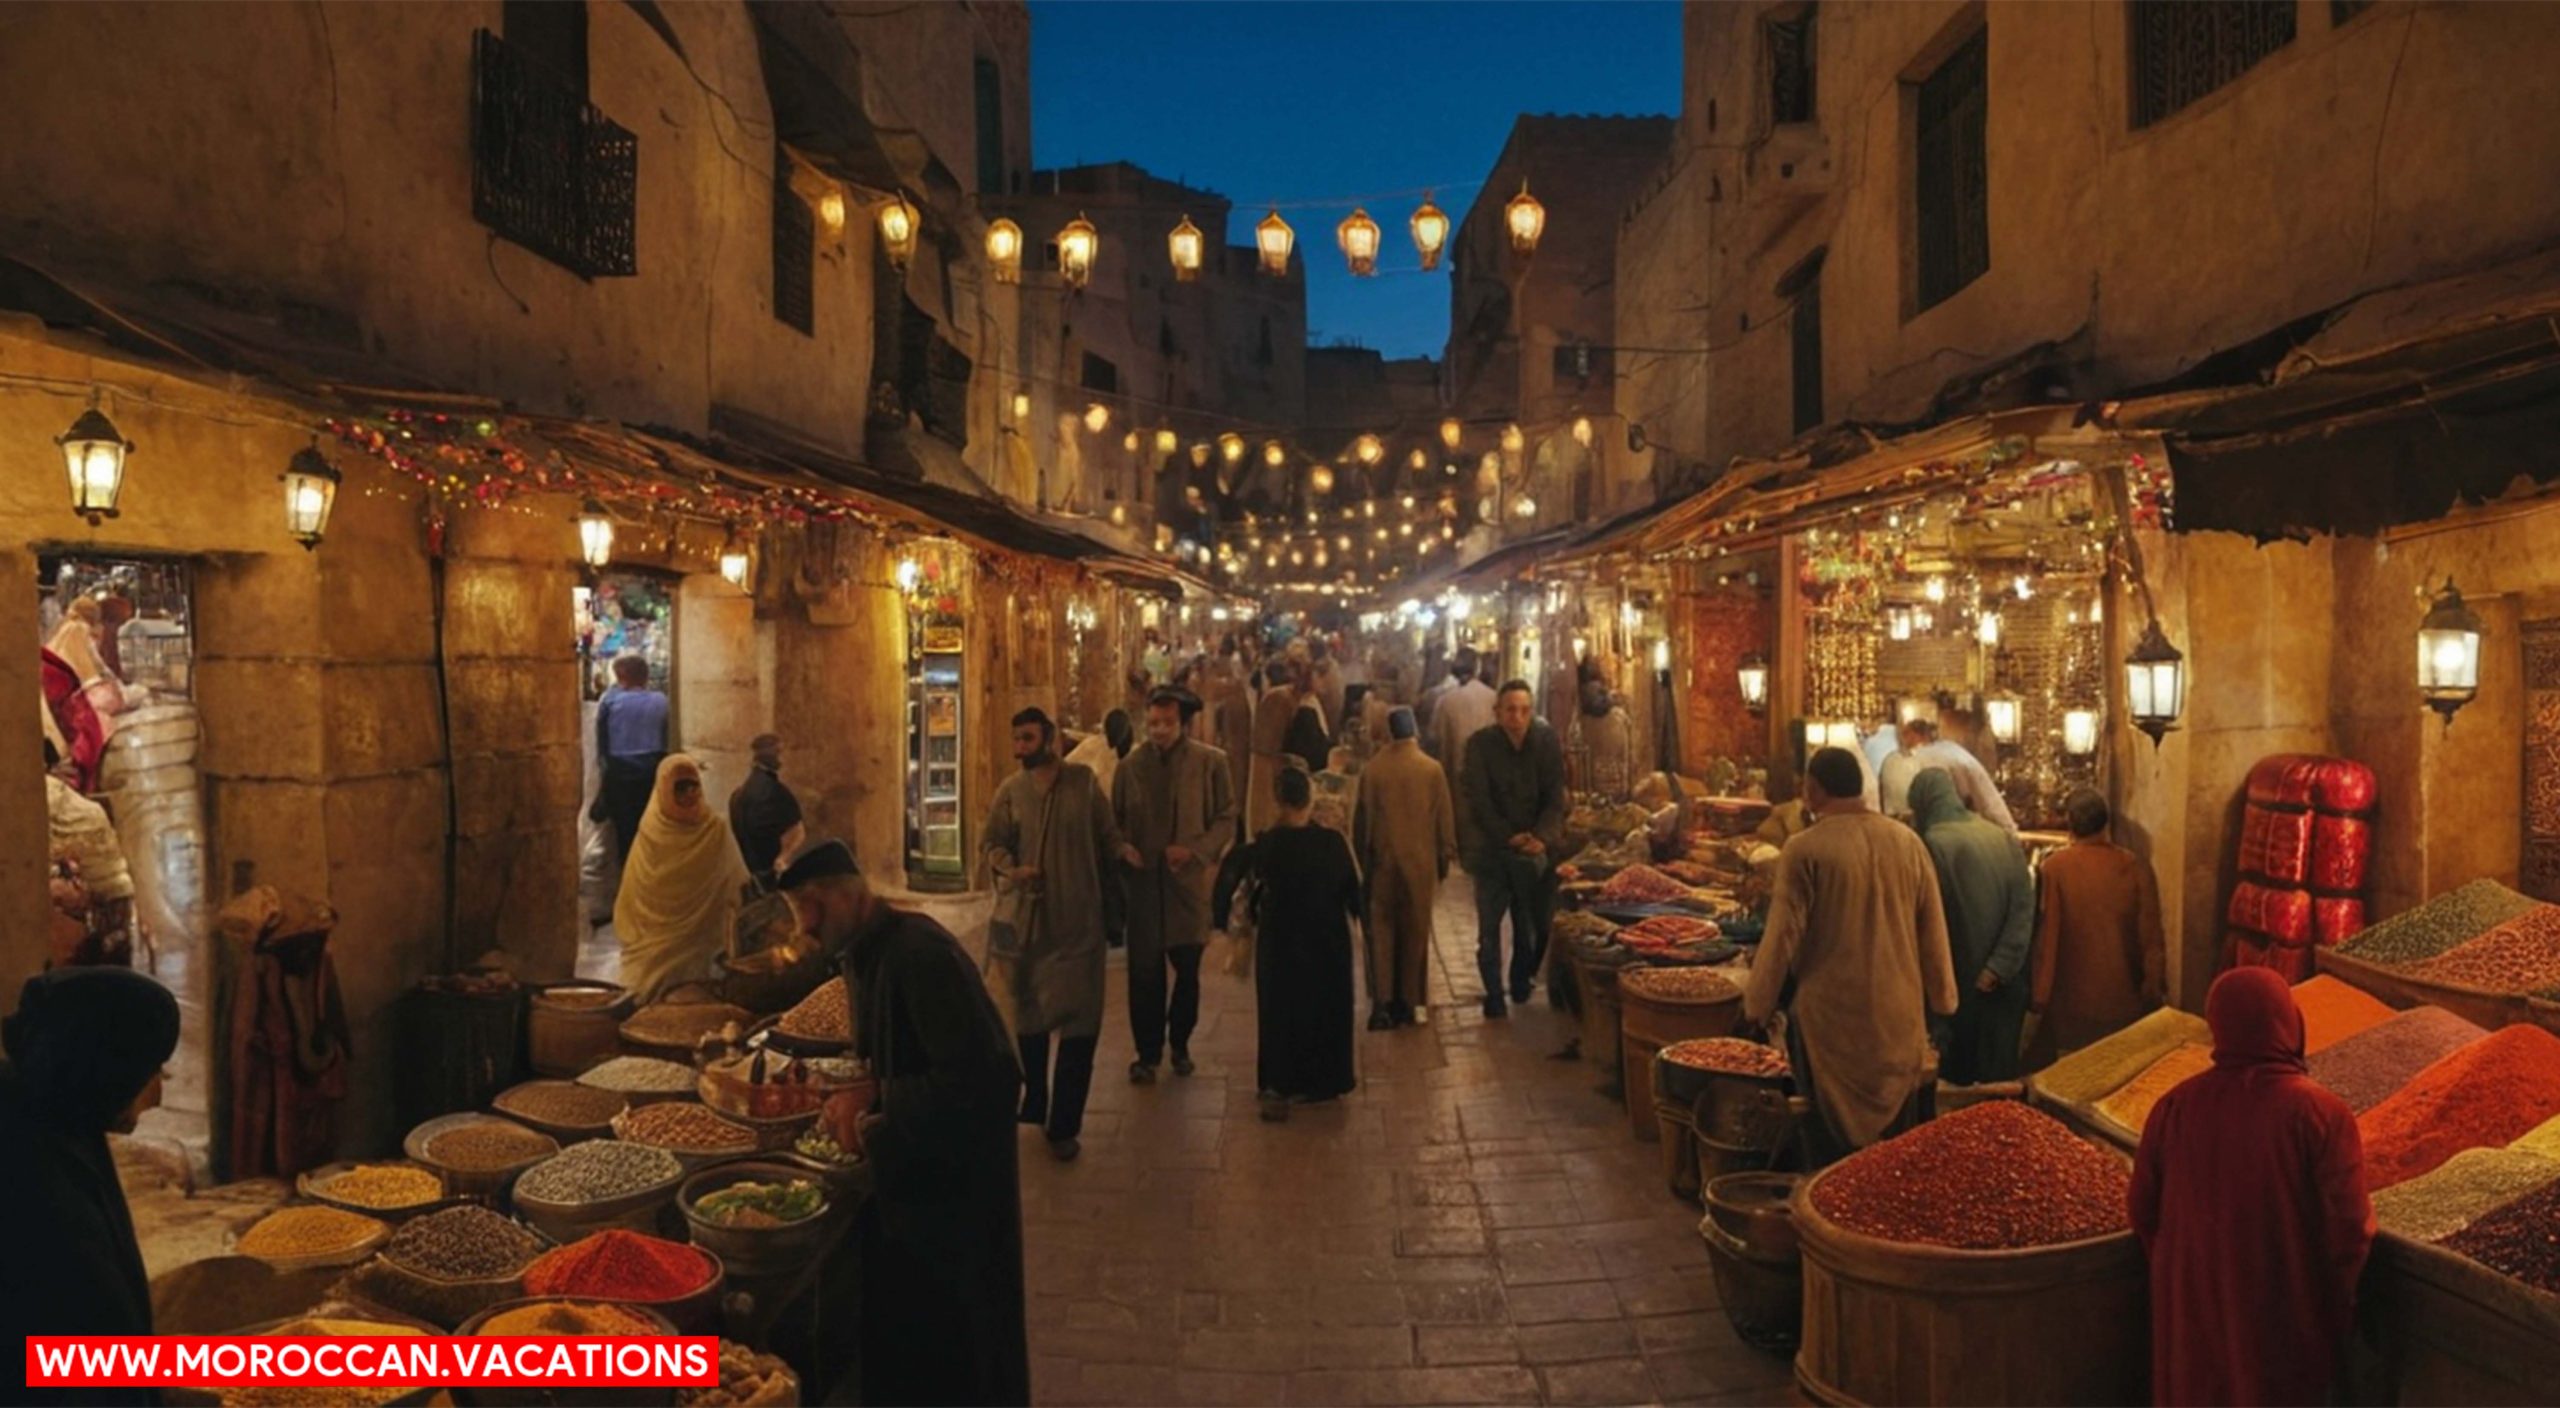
[
  {"xmin": 1913, "ymin": 26, "xmax": 1988, "ymax": 313},
  {"xmin": 2130, "ymin": 0, "xmax": 2296, "ymax": 129}
]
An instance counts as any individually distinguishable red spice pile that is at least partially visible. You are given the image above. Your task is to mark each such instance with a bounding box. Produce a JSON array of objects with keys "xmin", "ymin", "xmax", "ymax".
[
  {"xmin": 1660, "ymin": 1037, "xmax": 1790, "ymax": 1079},
  {"xmin": 521, "ymin": 1229, "xmax": 712, "ymax": 1302},
  {"xmin": 1810, "ymin": 1102, "xmax": 2131, "ymax": 1250},
  {"xmin": 2359, "ymin": 1025, "xmax": 2560, "ymax": 1190},
  {"xmin": 2440, "ymin": 1178, "xmax": 2560, "ymax": 1294}
]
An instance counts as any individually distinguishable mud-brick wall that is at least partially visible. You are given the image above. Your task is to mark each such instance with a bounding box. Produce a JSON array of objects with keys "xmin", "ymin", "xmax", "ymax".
[{"xmin": 769, "ymin": 529, "xmax": 906, "ymax": 886}]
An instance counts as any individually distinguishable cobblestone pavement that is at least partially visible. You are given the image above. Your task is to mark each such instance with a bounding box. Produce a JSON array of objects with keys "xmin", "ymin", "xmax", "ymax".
[{"xmin": 1018, "ymin": 874, "xmax": 1798, "ymax": 1407}]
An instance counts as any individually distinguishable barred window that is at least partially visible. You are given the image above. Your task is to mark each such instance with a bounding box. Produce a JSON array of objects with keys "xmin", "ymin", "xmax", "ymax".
[
  {"xmin": 471, "ymin": 29, "xmax": 637, "ymax": 278},
  {"xmin": 1790, "ymin": 271, "xmax": 1823, "ymax": 435},
  {"xmin": 2130, "ymin": 0, "xmax": 2297, "ymax": 129},
  {"xmin": 772, "ymin": 161, "xmax": 813, "ymax": 336},
  {"xmin": 1767, "ymin": 8, "xmax": 1817, "ymax": 126},
  {"xmin": 1913, "ymin": 26, "xmax": 1989, "ymax": 313}
]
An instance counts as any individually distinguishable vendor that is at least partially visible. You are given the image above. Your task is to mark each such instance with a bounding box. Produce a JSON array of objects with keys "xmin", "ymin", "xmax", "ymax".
[
  {"xmin": 46, "ymin": 741, "xmax": 138, "ymax": 968},
  {"xmin": 2130, "ymin": 967, "xmax": 2373, "ymax": 1408},
  {"xmin": 1, "ymin": 967, "xmax": 181, "ymax": 1405}
]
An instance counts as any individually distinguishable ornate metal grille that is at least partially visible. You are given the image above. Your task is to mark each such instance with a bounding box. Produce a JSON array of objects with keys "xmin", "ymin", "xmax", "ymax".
[
  {"xmin": 2525, "ymin": 621, "xmax": 2560, "ymax": 901},
  {"xmin": 1791, "ymin": 271, "xmax": 1823, "ymax": 434},
  {"xmin": 1914, "ymin": 26, "xmax": 1989, "ymax": 312},
  {"xmin": 2130, "ymin": 1, "xmax": 2297, "ymax": 129},
  {"xmin": 1767, "ymin": 9, "xmax": 1817, "ymax": 126},
  {"xmin": 471, "ymin": 29, "xmax": 637, "ymax": 278},
  {"xmin": 772, "ymin": 162, "xmax": 813, "ymax": 336}
]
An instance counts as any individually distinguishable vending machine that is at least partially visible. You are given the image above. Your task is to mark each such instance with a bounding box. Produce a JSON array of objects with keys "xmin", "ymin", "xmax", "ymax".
[{"xmin": 906, "ymin": 621, "xmax": 967, "ymax": 890}]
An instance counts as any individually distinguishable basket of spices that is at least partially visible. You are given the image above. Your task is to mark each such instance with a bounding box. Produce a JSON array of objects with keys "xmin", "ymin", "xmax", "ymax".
[
  {"xmin": 679, "ymin": 1341, "xmax": 799, "ymax": 1408},
  {"xmin": 331, "ymin": 1203, "xmax": 549, "ymax": 1330},
  {"xmin": 296, "ymin": 1162, "xmax": 453, "ymax": 1222},
  {"xmin": 405, "ymin": 1113, "xmax": 560, "ymax": 1203},
  {"xmin": 510, "ymin": 1140, "xmax": 686, "ymax": 1245},
  {"xmin": 233, "ymin": 1205, "xmax": 390, "ymax": 1272},
  {"xmin": 492, "ymin": 1078, "xmax": 630, "ymax": 1143},
  {"xmin": 763, "ymin": 978, "xmax": 852, "ymax": 1055},
  {"xmin": 698, "ymin": 1049, "xmax": 865, "ymax": 1150},
  {"xmin": 455, "ymin": 1299, "xmax": 675, "ymax": 1408},
  {"xmin": 171, "ymin": 1308, "xmax": 442, "ymax": 1408},
  {"xmin": 519, "ymin": 1228, "xmax": 725, "ymax": 1333},
  {"xmin": 679, "ymin": 1162, "xmax": 837, "ymax": 1276},
  {"xmin": 527, "ymin": 980, "xmax": 631, "ymax": 1078},
  {"xmin": 577, "ymin": 1054, "xmax": 702, "ymax": 1109},
  {"xmin": 611, "ymin": 1101, "xmax": 758, "ymax": 1173},
  {"xmin": 1617, "ymin": 964, "xmax": 1744, "ymax": 1143},
  {"xmin": 620, "ymin": 989, "xmax": 752, "ymax": 1063}
]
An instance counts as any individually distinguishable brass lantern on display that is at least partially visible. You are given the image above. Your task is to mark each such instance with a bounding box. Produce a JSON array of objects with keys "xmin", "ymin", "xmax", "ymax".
[
  {"xmin": 1504, "ymin": 180, "xmax": 1546, "ymax": 255},
  {"xmin": 1168, "ymin": 215, "xmax": 1204, "ymax": 283},
  {"xmin": 1572, "ymin": 416, "xmax": 1594, "ymax": 449},
  {"xmin": 1736, "ymin": 654, "xmax": 1770, "ymax": 714},
  {"xmin": 59, "ymin": 402, "xmax": 133, "ymax": 525},
  {"xmin": 1337, "ymin": 208, "xmax": 1382, "ymax": 276},
  {"xmin": 2417, "ymin": 578, "xmax": 2484, "ymax": 725},
  {"xmin": 1887, "ymin": 604, "xmax": 1914, "ymax": 641},
  {"xmin": 985, "ymin": 218, "xmax": 1024, "ymax": 283},
  {"xmin": 576, "ymin": 498, "xmax": 615, "ymax": 570},
  {"xmin": 1155, "ymin": 428, "xmax": 1179, "ymax": 456},
  {"xmin": 1411, "ymin": 192, "xmax": 1449, "ymax": 271},
  {"xmin": 1056, "ymin": 213, "xmax": 1099, "ymax": 290},
  {"xmin": 280, "ymin": 444, "xmax": 342, "ymax": 549},
  {"xmin": 1984, "ymin": 693, "xmax": 2023, "ymax": 746},
  {"xmin": 1500, "ymin": 423, "xmax": 1525, "ymax": 455},
  {"xmin": 878, "ymin": 194, "xmax": 921, "ymax": 270},
  {"xmin": 2126, "ymin": 617, "xmax": 2187, "ymax": 744},
  {"xmin": 1255, "ymin": 210, "xmax": 1296, "ymax": 276},
  {"xmin": 1084, "ymin": 403, "xmax": 1111, "ymax": 434}
]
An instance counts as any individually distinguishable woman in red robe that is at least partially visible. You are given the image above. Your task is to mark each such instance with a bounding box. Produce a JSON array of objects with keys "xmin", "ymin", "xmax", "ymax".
[{"xmin": 2130, "ymin": 966, "xmax": 2375, "ymax": 1407}]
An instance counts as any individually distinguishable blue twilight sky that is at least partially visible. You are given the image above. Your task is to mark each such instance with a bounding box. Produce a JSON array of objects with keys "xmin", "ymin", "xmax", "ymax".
[{"xmin": 1029, "ymin": 1, "xmax": 1682, "ymax": 361}]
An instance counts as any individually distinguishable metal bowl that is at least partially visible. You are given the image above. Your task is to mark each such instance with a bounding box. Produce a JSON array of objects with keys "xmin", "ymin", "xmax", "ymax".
[
  {"xmin": 678, "ymin": 1160, "xmax": 843, "ymax": 1277},
  {"xmin": 295, "ymin": 1160, "xmax": 461, "ymax": 1223},
  {"xmin": 405, "ymin": 1112, "xmax": 560, "ymax": 1204}
]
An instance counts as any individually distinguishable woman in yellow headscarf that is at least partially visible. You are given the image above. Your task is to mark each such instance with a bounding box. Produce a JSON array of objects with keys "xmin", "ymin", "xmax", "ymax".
[{"xmin": 614, "ymin": 755, "xmax": 748, "ymax": 1003}]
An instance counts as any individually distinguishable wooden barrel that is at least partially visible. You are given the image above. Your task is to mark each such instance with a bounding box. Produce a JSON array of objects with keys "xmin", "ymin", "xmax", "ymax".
[
  {"xmin": 1571, "ymin": 946, "xmax": 1630, "ymax": 1100},
  {"xmin": 1616, "ymin": 969, "xmax": 1743, "ymax": 1142},
  {"xmin": 1791, "ymin": 1172, "xmax": 2148, "ymax": 1406},
  {"xmin": 1701, "ymin": 1173, "xmax": 1805, "ymax": 1355},
  {"xmin": 526, "ymin": 981, "xmax": 632, "ymax": 1077},
  {"xmin": 1655, "ymin": 1094, "xmax": 1704, "ymax": 1202}
]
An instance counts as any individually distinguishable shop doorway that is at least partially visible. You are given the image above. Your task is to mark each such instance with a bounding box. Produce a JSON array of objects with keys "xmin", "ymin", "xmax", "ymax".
[
  {"xmin": 576, "ymin": 571, "xmax": 678, "ymax": 978},
  {"xmin": 36, "ymin": 553, "xmax": 210, "ymax": 1157}
]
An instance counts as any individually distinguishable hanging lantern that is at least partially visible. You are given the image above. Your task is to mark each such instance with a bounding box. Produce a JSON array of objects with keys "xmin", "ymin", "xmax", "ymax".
[
  {"xmin": 1311, "ymin": 464, "xmax": 1336, "ymax": 496},
  {"xmin": 1887, "ymin": 604, "xmax": 1913, "ymax": 641},
  {"xmin": 1190, "ymin": 441, "xmax": 1212, "ymax": 468},
  {"xmin": 1407, "ymin": 448, "xmax": 1428, "ymax": 472},
  {"xmin": 1440, "ymin": 417, "xmax": 1463, "ymax": 451},
  {"xmin": 894, "ymin": 555, "xmax": 922, "ymax": 594},
  {"xmin": 2063, "ymin": 708, "xmax": 2101, "ymax": 758},
  {"xmin": 1925, "ymin": 574, "xmax": 1948, "ymax": 603},
  {"xmin": 1411, "ymin": 192, "xmax": 1449, "ymax": 271},
  {"xmin": 1913, "ymin": 605, "xmax": 1936, "ymax": 634},
  {"xmin": 1219, "ymin": 431, "xmax": 1246, "ymax": 465},
  {"xmin": 280, "ymin": 444, "xmax": 341, "ymax": 549},
  {"xmin": 59, "ymin": 403, "xmax": 132, "ymax": 525},
  {"xmin": 1501, "ymin": 423, "xmax": 1525, "ymax": 454},
  {"xmin": 1263, "ymin": 440, "xmax": 1286, "ymax": 468},
  {"xmin": 2417, "ymin": 578, "xmax": 2485, "ymax": 725},
  {"xmin": 1123, "ymin": 430, "xmax": 1140, "ymax": 453},
  {"xmin": 1985, "ymin": 693, "xmax": 2023, "ymax": 745},
  {"xmin": 1337, "ymin": 207, "xmax": 1381, "ymax": 276},
  {"xmin": 1504, "ymin": 180, "xmax": 1546, "ymax": 255},
  {"xmin": 2014, "ymin": 574, "xmax": 2034, "ymax": 600},
  {"xmin": 1151, "ymin": 428, "xmax": 1177, "ymax": 456},
  {"xmin": 878, "ymin": 193, "xmax": 921, "ymax": 270},
  {"xmin": 1010, "ymin": 391, "xmax": 1031, "ymax": 422},
  {"xmin": 718, "ymin": 527, "xmax": 752, "ymax": 591},
  {"xmin": 1084, "ymin": 403, "xmax": 1111, "ymax": 434},
  {"xmin": 2126, "ymin": 617, "xmax": 2187, "ymax": 744},
  {"xmin": 1167, "ymin": 215, "xmax": 1204, "ymax": 283},
  {"xmin": 1976, "ymin": 610, "xmax": 2003, "ymax": 647},
  {"xmin": 1572, "ymin": 416, "xmax": 1594, "ymax": 449},
  {"xmin": 1736, "ymin": 654, "xmax": 1770, "ymax": 714},
  {"xmin": 1652, "ymin": 638, "xmax": 1671, "ymax": 675},
  {"xmin": 1255, "ymin": 209, "xmax": 1295, "ymax": 277},
  {"xmin": 1354, "ymin": 433, "xmax": 1383, "ymax": 466},
  {"xmin": 985, "ymin": 218, "xmax": 1023, "ymax": 283},
  {"xmin": 1056, "ymin": 212, "xmax": 1099, "ymax": 290},
  {"xmin": 1513, "ymin": 493, "xmax": 1538, "ymax": 520},
  {"xmin": 576, "ymin": 498, "xmax": 615, "ymax": 569},
  {"xmin": 818, "ymin": 189, "xmax": 848, "ymax": 235}
]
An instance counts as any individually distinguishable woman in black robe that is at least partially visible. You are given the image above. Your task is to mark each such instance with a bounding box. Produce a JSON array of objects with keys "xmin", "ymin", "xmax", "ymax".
[
  {"xmin": 1219, "ymin": 767, "xmax": 1360, "ymax": 1121},
  {"xmin": 1, "ymin": 966, "xmax": 181, "ymax": 1407}
]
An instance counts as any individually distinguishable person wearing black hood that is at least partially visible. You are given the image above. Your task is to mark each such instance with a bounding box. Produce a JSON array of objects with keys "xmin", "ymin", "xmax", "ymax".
[{"xmin": 1, "ymin": 966, "xmax": 181, "ymax": 1406}]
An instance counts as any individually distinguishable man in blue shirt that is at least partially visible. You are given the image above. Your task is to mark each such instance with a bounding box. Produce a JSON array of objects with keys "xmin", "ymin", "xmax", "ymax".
[{"xmin": 591, "ymin": 655, "xmax": 670, "ymax": 862}]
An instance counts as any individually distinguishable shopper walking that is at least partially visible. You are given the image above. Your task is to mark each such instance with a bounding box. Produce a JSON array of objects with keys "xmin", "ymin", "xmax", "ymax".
[
  {"xmin": 592, "ymin": 655, "xmax": 670, "ymax": 862},
  {"xmin": 1063, "ymin": 709, "xmax": 1133, "ymax": 800},
  {"xmin": 1431, "ymin": 649, "xmax": 1498, "ymax": 778},
  {"xmin": 1909, "ymin": 767, "xmax": 2035, "ymax": 1083},
  {"xmin": 1114, "ymin": 689, "xmax": 1238, "ymax": 1083},
  {"xmin": 2028, "ymin": 788, "xmax": 2167, "ymax": 1066},
  {"xmin": 1460, "ymin": 681, "xmax": 1566, "ymax": 1017},
  {"xmin": 1248, "ymin": 660, "xmax": 1329, "ymax": 839},
  {"xmin": 614, "ymin": 755, "xmax": 748, "ymax": 1004},
  {"xmin": 1219, "ymin": 767, "xmax": 1361, "ymax": 1121},
  {"xmin": 726, "ymin": 732, "xmax": 804, "ymax": 890},
  {"xmin": 1741, "ymin": 747, "xmax": 1958, "ymax": 1165},
  {"xmin": 983, "ymin": 708, "xmax": 1121, "ymax": 1162},
  {"xmin": 1352, "ymin": 708, "xmax": 1456, "ymax": 1028}
]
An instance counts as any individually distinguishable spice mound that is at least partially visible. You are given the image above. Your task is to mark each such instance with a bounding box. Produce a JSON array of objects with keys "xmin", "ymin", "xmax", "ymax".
[
  {"xmin": 495, "ymin": 1079, "xmax": 630, "ymax": 1130},
  {"xmin": 2290, "ymin": 975, "xmax": 2396, "ymax": 1054},
  {"xmin": 1660, "ymin": 1037, "xmax": 1789, "ymax": 1079},
  {"xmin": 580, "ymin": 1055, "xmax": 701, "ymax": 1094},
  {"xmin": 777, "ymin": 979, "xmax": 851, "ymax": 1043},
  {"xmin": 2033, "ymin": 1007, "xmax": 2209, "ymax": 1106},
  {"xmin": 691, "ymin": 1178, "xmax": 826, "ymax": 1229},
  {"xmin": 237, "ymin": 1206, "xmax": 386, "ymax": 1260},
  {"xmin": 516, "ymin": 1140, "xmax": 684, "ymax": 1205},
  {"xmin": 475, "ymin": 1300, "xmax": 662, "ymax": 1336},
  {"xmin": 2441, "ymin": 1178, "xmax": 2560, "ymax": 1295},
  {"xmin": 423, "ymin": 1121, "xmax": 554, "ymax": 1173},
  {"xmin": 2094, "ymin": 1043, "xmax": 2214, "ymax": 1136},
  {"xmin": 622, "ymin": 1101, "xmax": 756, "ymax": 1153},
  {"xmin": 623, "ymin": 1000, "xmax": 751, "ymax": 1050},
  {"xmin": 2371, "ymin": 1147, "xmax": 2560, "ymax": 1244},
  {"xmin": 2306, "ymin": 1006, "xmax": 2487, "ymax": 1114},
  {"xmin": 314, "ymin": 1164, "xmax": 444, "ymax": 1211},
  {"xmin": 522, "ymin": 1229, "xmax": 715, "ymax": 1302},
  {"xmin": 2403, "ymin": 907, "xmax": 2560, "ymax": 994},
  {"xmin": 1621, "ymin": 966, "xmax": 1740, "ymax": 1003},
  {"xmin": 2359, "ymin": 1024, "xmax": 2560, "ymax": 1189},
  {"xmin": 1810, "ymin": 1102, "xmax": 2132, "ymax": 1250},
  {"xmin": 2337, "ymin": 880, "xmax": 2543, "ymax": 966},
  {"xmin": 260, "ymin": 1319, "xmax": 424, "ymax": 1337},
  {"xmin": 381, "ymin": 1204, "xmax": 544, "ymax": 1281}
]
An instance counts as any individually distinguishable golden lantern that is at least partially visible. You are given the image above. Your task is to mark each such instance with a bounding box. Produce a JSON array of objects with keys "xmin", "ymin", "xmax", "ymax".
[
  {"xmin": 1084, "ymin": 402, "xmax": 1110, "ymax": 434},
  {"xmin": 1263, "ymin": 440, "xmax": 1286, "ymax": 468},
  {"xmin": 1736, "ymin": 654, "xmax": 1770, "ymax": 714},
  {"xmin": 2063, "ymin": 708, "xmax": 2102, "ymax": 758},
  {"xmin": 718, "ymin": 527, "xmax": 752, "ymax": 591},
  {"xmin": 1407, "ymin": 448, "xmax": 1427, "ymax": 471},
  {"xmin": 1985, "ymin": 693, "xmax": 2023, "ymax": 745},
  {"xmin": 1255, "ymin": 209, "xmax": 1295, "ymax": 277},
  {"xmin": 576, "ymin": 498, "xmax": 615, "ymax": 570},
  {"xmin": 1010, "ymin": 391, "xmax": 1031, "ymax": 423},
  {"xmin": 59, "ymin": 402, "xmax": 132, "ymax": 525},
  {"xmin": 1504, "ymin": 180, "xmax": 1546, "ymax": 255},
  {"xmin": 817, "ymin": 189, "xmax": 848, "ymax": 235},
  {"xmin": 1440, "ymin": 417, "xmax": 1463, "ymax": 451},
  {"xmin": 878, "ymin": 193, "xmax": 921, "ymax": 270},
  {"xmin": 1219, "ymin": 431, "xmax": 1246, "ymax": 465},
  {"xmin": 1337, "ymin": 207, "xmax": 1382, "ymax": 276},
  {"xmin": 1167, "ymin": 215, "xmax": 1204, "ymax": 283},
  {"xmin": 1572, "ymin": 416, "xmax": 1594, "ymax": 448},
  {"xmin": 985, "ymin": 218, "xmax": 1023, "ymax": 284},
  {"xmin": 1123, "ymin": 430, "xmax": 1140, "ymax": 453},
  {"xmin": 1311, "ymin": 465, "xmax": 1336, "ymax": 495},
  {"xmin": 1156, "ymin": 428, "xmax": 1179, "ymax": 455},
  {"xmin": 1501, "ymin": 423, "xmax": 1525, "ymax": 455},
  {"xmin": 1056, "ymin": 213, "xmax": 1099, "ymax": 290},
  {"xmin": 2418, "ymin": 578, "xmax": 2485, "ymax": 725},
  {"xmin": 1190, "ymin": 442, "xmax": 1212, "ymax": 468},
  {"xmin": 1354, "ymin": 433, "xmax": 1384, "ymax": 466},
  {"xmin": 280, "ymin": 445, "xmax": 341, "ymax": 549},
  {"xmin": 1411, "ymin": 192, "xmax": 1449, "ymax": 271}
]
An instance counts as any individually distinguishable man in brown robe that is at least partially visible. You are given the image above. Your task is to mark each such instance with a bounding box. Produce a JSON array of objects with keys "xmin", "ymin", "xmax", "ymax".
[
  {"xmin": 1248, "ymin": 661, "xmax": 1328, "ymax": 839},
  {"xmin": 1742, "ymin": 746, "xmax": 1960, "ymax": 1165},
  {"xmin": 1114, "ymin": 689, "xmax": 1238, "ymax": 1083},
  {"xmin": 2027, "ymin": 788, "xmax": 2167, "ymax": 1067},
  {"xmin": 1352, "ymin": 708, "xmax": 1457, "ymax": 1029}
]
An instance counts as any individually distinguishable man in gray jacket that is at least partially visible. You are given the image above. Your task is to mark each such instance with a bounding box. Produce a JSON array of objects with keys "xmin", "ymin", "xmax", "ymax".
[
  {"xmin": 1461, "ymin": 680, "xmax": 1566, "ymax": 1018},
  {"xmin": 1114, "ymin": 688, "xmax": 1238, "ymax": 1082}
]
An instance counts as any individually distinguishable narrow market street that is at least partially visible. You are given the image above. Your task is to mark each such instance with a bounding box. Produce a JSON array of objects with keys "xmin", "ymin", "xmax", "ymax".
[{"xmin": 1014, "ymin": 878, "xmax": 1790, "ymax": 1408}]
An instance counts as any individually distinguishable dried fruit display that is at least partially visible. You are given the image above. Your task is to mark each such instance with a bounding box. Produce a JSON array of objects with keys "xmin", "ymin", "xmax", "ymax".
[
  {"xmin": 1810, "ymin": 1102, "xmax": 2131, "ymax": 1250},
  {"xmin": 1618, "ymin": 914, "xmax": 1721, "ymax": 946},
  {"xmin": 620, "ymin": 1101, "xmax": 755, "ymax": 1152},
  {"xmin": 1660, "ymin": 1036, "xmax": 1789, "ymax": 1079},
  {"xmin": 1597, "ymin": 864, "xmax": 1690, "ymax": 906}
]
